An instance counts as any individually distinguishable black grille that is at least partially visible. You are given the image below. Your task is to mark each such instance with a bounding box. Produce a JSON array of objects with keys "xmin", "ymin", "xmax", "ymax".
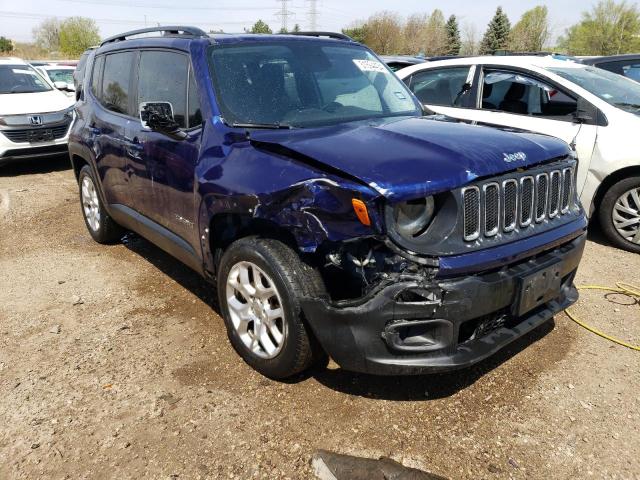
[
  {"xmin": 463, "ymin": 187, "xmax": 480, "ymax": 240},
  {"xmin": 1, "ymin": 144, "xmax": 68, "ymax": 159},
  {"xmin": 484, "ymin": 183, "xmax": 500, "ymax": 235},
  {"xmin": 503, "ymin": 180, "xmax": 517, "ymax": 231},
  {"xmin": 1, "ymin": 123, "xmax": 70, "ymax": 143},
  {"xmin": 521, "ymin": 177, "xmax": 534, "ymax": 226},
  {"xmin": 535, "ymin": 174, "xmax": 549, "ymax": 222}
]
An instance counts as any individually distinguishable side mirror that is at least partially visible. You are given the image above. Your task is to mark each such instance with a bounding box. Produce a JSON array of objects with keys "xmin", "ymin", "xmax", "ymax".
[
  {"xmin": 140, "ymin": 102, "xmax": 187, "ymax": 140},
  {"xmin": 53, "ymin": 81, "xmax": 68, "ymax": 91}
]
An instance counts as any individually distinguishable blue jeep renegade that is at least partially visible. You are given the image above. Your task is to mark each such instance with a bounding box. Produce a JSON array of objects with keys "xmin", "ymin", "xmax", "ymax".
[{"xmin": 69, "ymin": 27, "xmax": 588, "ymax": 379}]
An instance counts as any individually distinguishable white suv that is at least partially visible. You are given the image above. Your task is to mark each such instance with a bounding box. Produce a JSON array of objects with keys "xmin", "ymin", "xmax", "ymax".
[
  {"xmin": 397, "ymin": 56, "xmax": 640, "ymax": 253},
  {"xmin": 0, "ymin": 57, "xmax": 75, "ymax": 167}
]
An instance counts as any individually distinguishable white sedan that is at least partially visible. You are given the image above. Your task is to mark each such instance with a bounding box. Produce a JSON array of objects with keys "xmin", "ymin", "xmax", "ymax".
[{"xmin": 397, "ymin": 56, "xmax": 640, "ymax": 253}]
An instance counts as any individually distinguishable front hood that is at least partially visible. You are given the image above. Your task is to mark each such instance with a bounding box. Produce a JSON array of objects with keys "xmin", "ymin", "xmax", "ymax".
[
  {"xmin": 249, "ymin": 117, "xmax": 571, "ymax": 200},
  {"xmin": 0, "ymin": 90, "xmax": 75, "ymax": 116}
]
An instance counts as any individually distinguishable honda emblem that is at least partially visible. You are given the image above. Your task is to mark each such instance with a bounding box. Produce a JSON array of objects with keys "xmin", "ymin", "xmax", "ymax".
[{"xmin": 29, "ymin": 115, "xmax": 43, "ymax": 126}]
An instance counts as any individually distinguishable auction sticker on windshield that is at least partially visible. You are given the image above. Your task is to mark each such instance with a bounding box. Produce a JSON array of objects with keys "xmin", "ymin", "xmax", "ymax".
[{"xmin": 353, "ymin": 59, "xmax": 388, "ymax": 73}]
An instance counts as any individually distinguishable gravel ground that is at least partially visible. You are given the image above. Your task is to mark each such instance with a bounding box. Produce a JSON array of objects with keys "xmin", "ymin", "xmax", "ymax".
[{"xmin": 0, "ymin": 156, "xmax": 638, "ymax": 480}]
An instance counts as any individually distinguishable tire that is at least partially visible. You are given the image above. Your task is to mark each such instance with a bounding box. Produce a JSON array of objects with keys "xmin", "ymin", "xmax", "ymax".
[
  {"xmin": 598, "ymin": 175, "xmax": 640, "ymax": 254},
  {"xmin": 217, "ymin": 237, "xmax": 327, "ymax": 379},
  {"xmin": 78, "ymin": 165, "xmax": 124, "ymax": 244}
]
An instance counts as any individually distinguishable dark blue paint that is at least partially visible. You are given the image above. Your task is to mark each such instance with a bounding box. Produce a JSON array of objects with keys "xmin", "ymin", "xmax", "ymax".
[{"xmin": 69, "ymin": 33, "xmax": 583, "ymax": 279}]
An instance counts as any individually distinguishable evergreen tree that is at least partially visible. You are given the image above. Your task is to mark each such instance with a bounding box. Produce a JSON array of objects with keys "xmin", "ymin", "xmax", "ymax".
[
  {"xmin": 445, "ymin": 15, "xmax": 461, "ymax": 55},
  {"xmin": 249, "ymin": 20, "xmax": 273, "ymax": 34},
  {"xmin": 342, "ymin": 24, "xmax": 368, "ymax": 44},
  {"xmin": 293, "ymin": 24, "xmax": 301, "ymax": 32},
  {"xmin": 480, "ymin": 7, "xmax": 511, "ymax": 54}
]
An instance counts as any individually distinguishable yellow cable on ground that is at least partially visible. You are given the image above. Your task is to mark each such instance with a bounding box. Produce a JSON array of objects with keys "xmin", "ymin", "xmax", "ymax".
[{"xmin": 564, "ymin": 282, "xmax": 640, "ymax": 351}]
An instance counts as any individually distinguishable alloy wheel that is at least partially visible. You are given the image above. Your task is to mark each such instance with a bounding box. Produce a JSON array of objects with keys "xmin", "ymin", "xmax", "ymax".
[
  {"xmin": 225, "ymin": 261, "xmax": 286, "ymax": 359},
  {"xmin": 612, "ymin": 187, "xmax": 640, "ymax": 244},
  {"xmin": 81, "ymin": 175, "xmax": 100, "ymax": 232}
]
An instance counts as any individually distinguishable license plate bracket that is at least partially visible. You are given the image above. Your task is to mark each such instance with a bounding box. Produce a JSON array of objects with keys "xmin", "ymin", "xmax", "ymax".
[{"xmin": 516, "ymin": 262, "xmax": 562, "ymax": 317}]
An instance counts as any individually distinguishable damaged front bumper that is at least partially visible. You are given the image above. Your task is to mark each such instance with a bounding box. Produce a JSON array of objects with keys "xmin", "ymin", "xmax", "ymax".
[{"xmin": 301, "ymin": 233, "xmax": 586, "ymax": 375}]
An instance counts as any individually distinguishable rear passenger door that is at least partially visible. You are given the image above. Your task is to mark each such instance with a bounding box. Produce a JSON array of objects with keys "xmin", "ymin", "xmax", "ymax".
[{"xmin": 128, "ymin": 49, "xmax": 202, "ymax": 246}]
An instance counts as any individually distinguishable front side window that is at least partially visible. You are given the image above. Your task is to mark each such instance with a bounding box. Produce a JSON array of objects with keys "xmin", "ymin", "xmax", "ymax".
[
  {"xmin": 137, "ymin": 50, "xmax": 189, "ymax": 128},
  {"xmin": 100, "ymin": 51, "xmax": 135, "ymax": 115},
  {"xmin": 208, "ymin": 41, "xmax": 420, "ymax": 128},
  {"xmin": 407, "ymin": 67, "xmax": 472, "ymax": 107},
  {"xmin": 481, "ymin": 70, "xmax": 577, "ymax": 120},
  {"xmin": 548, "ymin": 65, "xmax": 640, "ymax": 116},
  {"xmin": 0, "ymin": 64, "xmax": 51, "ymax": 94}
]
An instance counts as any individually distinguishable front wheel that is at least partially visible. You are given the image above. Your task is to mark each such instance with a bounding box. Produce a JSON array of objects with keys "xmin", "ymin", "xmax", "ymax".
[
  {"xmin": 598, "ymin": 176, "xmax": 640, "ymax": 254},
  {"xmin": 217, "ymin": 237, "xmax": 326, "ymax": 379}
]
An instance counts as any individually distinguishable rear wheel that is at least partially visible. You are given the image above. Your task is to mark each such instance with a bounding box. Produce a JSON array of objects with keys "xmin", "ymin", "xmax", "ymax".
[
  {"xmin": 598, "ymin": 176, "xmax": 640, "ymax": 254},
  {"xmin": 78, "ymin": 165, "xmax": 123, "ymax": 244},
  {"xmin": 217, "ymin": 237, "xmax": 326, "ymax": 379}
]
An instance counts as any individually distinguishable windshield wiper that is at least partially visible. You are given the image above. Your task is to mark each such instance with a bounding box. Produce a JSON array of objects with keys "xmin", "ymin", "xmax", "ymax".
[{"xmin": 231, "ymin": 122, "xmax": 293, "ymax": 130}]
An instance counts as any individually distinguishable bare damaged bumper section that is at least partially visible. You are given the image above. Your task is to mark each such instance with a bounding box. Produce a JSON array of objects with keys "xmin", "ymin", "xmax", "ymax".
[{"xmin": 301, "ymin": 234, "xmax": 586, "ymax": 375}]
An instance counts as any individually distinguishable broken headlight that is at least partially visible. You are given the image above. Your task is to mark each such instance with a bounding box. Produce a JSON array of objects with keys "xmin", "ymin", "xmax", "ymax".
[{"xmin": 391, "ymin": 196, "xmax": 435, "ymax": 240}]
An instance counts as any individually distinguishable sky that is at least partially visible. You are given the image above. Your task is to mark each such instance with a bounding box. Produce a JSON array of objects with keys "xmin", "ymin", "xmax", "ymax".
[{"xmin": 0, "ymin": 0, "xmax": 637, "ymax": 44}]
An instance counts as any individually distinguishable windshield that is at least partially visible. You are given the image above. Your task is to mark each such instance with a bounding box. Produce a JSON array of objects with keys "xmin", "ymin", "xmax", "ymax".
[
  {"xmin": 208, "ymin": 41, "xmax": 421, "ymax": 128},
  {"xmin": 548, "ymin": 65, "xmax": 640, "ymax": 115},
  {"xmin": 0, "ymin": 64, "xmax": 52, "ymax": 94},
  {"xmin": 45, "ymin": 69, "xmax": 74, "ymax": 84}
]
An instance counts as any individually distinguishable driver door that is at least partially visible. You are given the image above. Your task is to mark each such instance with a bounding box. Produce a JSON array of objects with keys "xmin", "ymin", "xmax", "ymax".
[{"xmin": 127, "ymin": 49, "xmax": 202, "ymax": 247}]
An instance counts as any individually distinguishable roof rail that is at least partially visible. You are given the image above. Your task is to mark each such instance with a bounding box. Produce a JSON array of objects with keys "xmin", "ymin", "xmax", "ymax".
[
  {"xmin": 284, "ymin": 31, "xmax": 354, "ymax": 42},
  {"xmin": 100, "ymin": 26, "xmax": 208, "ymax": 46}
]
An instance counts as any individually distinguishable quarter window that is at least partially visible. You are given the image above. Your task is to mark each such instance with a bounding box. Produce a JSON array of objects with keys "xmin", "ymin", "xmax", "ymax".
[
  {"xmin": 406, "ymin": 67, "xmax": 472, "ymax": 107},
  {"xmin": 137, "ymin": 51, "xmax": 189, "ymax": 128},
  {"xmin": 100, "ymin": 51, "xmax": 135, "ymax": 115}
]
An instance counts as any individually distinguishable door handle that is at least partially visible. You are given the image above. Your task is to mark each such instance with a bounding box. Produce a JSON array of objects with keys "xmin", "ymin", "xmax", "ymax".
[{"xmin": 124, "ymin": 137, "xmax": 143, "ymax": 159}]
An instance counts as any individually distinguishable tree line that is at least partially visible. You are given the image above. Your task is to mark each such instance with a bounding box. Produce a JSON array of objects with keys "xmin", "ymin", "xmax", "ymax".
[
  {"xmin": 342, "ymin": 0, "xmax": 640, "ymax": 56},
  {"xmin": 2, "ymin": 0, "xmax": 638, "ymax": 59}
]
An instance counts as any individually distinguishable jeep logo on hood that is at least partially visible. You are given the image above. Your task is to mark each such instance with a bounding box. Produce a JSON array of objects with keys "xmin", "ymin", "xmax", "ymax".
[{"xmin": 503, "ymin": 151, "xmax": 527, "ymax": 163}]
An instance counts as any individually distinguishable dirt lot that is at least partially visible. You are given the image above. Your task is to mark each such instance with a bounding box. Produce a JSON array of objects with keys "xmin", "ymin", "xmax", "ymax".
[{"xmin": 0, "ymin": 156, "xmax": 638, "ymax": 480}]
